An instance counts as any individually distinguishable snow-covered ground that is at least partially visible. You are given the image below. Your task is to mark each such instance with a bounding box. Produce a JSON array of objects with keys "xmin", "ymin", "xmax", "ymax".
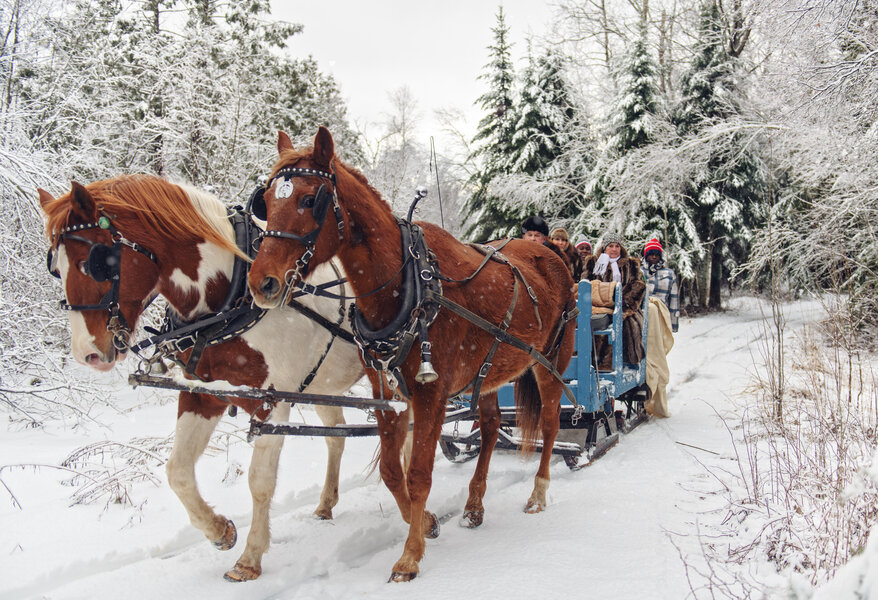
[{"xmin": 1, "ymin": 296, "xmax": 865, "ymax": 600}]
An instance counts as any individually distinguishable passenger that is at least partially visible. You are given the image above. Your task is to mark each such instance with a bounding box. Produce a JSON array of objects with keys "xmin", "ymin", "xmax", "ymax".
[
  {"xmin": 640, "ymin": 238, "xmax": 677, "ymax": 418},
  {"xmin": 549, "ymin": 227, "xmax": 583, "ymax": 280},
  {"xmin": 521, "ymin": 215, "xmax": 549, "ymax": 244},
  {"xmin": 573, "ymin": 236, "xmax": 592, "ymax": 264},
  {"xmin": 641, "ymin": 238, "xmax": 679, "ymax": 333},
  {"xmin": 582, "ymin": 232, "xmax": 646, "ymax": 365}
]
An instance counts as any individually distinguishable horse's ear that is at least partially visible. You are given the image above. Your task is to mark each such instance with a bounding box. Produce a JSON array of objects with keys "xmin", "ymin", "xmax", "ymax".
[
  {"xmin": 37, "ymin": 188, "xmax": 55, "ymax": 212},
  {"xmin": 313, "ymin": 126, "xmax": 334, "ymax": 167},
  {"xmin": 277, "ymin": 131, "xmax": 294, "ymax": 154},
  {"xmin": 70, "ymin": 181, "xmax": 97, "ymax": 219}
]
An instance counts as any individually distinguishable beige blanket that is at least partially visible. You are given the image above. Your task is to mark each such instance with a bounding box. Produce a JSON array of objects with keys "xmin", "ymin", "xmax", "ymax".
[
  {"xmin": 646, "ymin": 297, "xmax": 675, "ymax": 417},
  {"xmin": 590, "ymin": 280, "xmax": 616, "ymax": 315}
]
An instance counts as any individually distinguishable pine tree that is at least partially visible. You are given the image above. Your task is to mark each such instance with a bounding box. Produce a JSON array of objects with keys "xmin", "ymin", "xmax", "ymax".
[
  {"xmin": 509, "ymin": 46, "xmax": 574, "ymax": 176},
  {"xmin": 461, "ymin": 6, "xmax": 520, "ymax": 242},
  {"xmin": 579, "ymin": 12, "xmax": 663, "ymax": 245},
  {"xmin": 674, "ymin": 0, "xmax": 764, "ymax": 308}
]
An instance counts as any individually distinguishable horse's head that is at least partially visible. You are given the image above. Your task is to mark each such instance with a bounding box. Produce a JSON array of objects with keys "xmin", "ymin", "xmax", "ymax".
[
  {"xmin": 40, "ymin": 182, "xmax": 160, "ymax": 371},
  {"xmin": 248, "ymin": 127, "xmax": 344, "ymax": 308}
]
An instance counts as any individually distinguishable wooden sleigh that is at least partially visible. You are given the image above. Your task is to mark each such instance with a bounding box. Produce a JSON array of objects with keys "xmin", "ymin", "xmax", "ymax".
[{"xmin": 440, "ymin": 279, "xmax": 650, "ymax": 470}]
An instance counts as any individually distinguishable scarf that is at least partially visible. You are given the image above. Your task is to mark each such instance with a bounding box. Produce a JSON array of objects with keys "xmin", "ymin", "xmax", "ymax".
[
  {"xmin": 646, "ymin": 259, "xmax": 664, "ymax": 276},
  {"xmin": 594, "ymin": 253, "xmax": 622, "ymax": 282}
]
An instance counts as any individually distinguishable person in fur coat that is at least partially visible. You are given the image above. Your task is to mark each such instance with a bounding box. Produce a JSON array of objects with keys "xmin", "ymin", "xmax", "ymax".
[{"xmin": 581, "ymin": 232, "xmax": 646, "ymax": 364}]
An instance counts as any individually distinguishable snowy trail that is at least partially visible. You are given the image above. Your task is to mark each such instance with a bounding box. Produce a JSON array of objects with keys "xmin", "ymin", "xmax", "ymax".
[{"xmin": 0, "ymin": 297, "xmax": 826, "ymax": 600}]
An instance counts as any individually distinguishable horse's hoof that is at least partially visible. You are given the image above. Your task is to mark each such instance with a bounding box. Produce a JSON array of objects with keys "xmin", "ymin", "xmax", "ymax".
[
  {"xmin": 524, "ymin": 501, "xmax": 545, "ymax": 514},
  {"xmin": 223, "ymin": 562, "xmax": 261, "ymax": 582},
  {"xmin": 459, "ymin": 509, "xmax": 484, "ymax": 528},
  {"xmin": 313, "ymin": 507, "xmax": 333, "ymax": 520},
  {"xmin": 425, "ymin": 511, "xmax": 440, "ymax": 539},
  {"xmin": 388, "ymin": 571, "xmax": 417, "ymax": 583},
  {"xmin": 212, "ymin": 519, "xmax": 237, "ymax": 551}
]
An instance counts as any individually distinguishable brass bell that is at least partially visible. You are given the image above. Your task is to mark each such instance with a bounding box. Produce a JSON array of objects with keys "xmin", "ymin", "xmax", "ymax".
[{"xmin": 415, "ymin": 360, "xmax": 438, "ymax": 383}]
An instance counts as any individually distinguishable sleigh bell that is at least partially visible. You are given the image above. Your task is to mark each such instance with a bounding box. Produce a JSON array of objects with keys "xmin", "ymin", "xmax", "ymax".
[
  {"xmin": 415, "ymin": 340, "xmax": 438, "ymax": 383},
  {"xmin": 415, "ymin": 360, "xmax": 438, "ymax": 383}
]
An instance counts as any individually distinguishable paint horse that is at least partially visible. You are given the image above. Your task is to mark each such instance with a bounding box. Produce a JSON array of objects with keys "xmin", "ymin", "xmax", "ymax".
[
  {"xmin": 247, "ymin": 127, "xmax": 577, "ymax": 581},
  {"xmin": 39, "ymin": 175, "xmax": 363, "ymax": 581}
]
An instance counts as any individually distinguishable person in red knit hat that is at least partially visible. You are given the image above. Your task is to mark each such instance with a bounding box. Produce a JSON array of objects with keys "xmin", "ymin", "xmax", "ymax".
[
  {"xmin": 641, "ymin": 238, "xmax": 679, "ymax": 332},
  {"xmin": 640, "ymin": 238, "xmax": 678, "ymax": 418}
]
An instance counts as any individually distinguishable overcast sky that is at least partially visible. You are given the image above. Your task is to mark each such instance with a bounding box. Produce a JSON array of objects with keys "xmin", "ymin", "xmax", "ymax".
[{"xmin": 272, "ymin": 1, "xmax": 558, "ymax": 148}]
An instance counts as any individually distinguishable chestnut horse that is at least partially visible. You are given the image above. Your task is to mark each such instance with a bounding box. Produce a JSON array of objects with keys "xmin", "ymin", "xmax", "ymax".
[
  {"xmin": 39, "ymin": 175, "xmax": 363, "ymax": 582},
  {"xmin": 247, "ymin": 127, "xmax": 576, "ymax": 581}
]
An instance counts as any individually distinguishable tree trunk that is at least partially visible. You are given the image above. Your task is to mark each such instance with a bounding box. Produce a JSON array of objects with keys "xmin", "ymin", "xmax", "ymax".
[{"xmin": 709, "ymin": 239, "xmax": 723, "ymax": 309}]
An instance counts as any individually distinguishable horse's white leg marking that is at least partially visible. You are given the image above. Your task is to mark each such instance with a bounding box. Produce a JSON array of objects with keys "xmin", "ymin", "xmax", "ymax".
[
  {"xmin": 313, "ymin": 405, "xmax": 345, "ymax": 519},
  {"xmin": 234, "ymin": 401, "xmax": 291, "ymax": 573},
  {"xmin": 526, "ymin": 476, "xmax": 551, "ymax": 513},
  {"xmin": 166, "ymin": 412, "xmax": 226, "ymax": 539}
]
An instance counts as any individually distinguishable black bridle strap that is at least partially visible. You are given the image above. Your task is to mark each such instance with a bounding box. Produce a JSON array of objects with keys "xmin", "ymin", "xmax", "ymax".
[{"xmin": 286, "ymin": 299, "xmax": 355, "ymax": 345}]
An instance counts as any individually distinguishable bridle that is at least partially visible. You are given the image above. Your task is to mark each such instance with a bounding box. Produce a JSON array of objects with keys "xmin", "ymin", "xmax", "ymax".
[
  {"xmin": 248, "ymin": 165, "xmax": 344, "ymax": 303},
  {"xmin": 47, "ymin": 214, "xmax": 158, "ymax": 349}
]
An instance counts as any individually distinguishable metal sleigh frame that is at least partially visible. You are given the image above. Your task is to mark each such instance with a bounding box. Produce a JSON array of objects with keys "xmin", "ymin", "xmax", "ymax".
[{"xmin": 129, "ymin": 279, "xmax": 650, "ymax": 468}]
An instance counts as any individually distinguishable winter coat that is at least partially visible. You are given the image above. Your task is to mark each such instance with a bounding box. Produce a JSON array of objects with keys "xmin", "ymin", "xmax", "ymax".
[
  {"xmin": 641, "ymin": 259, "xmax": 679, "ymax": 333},
  {"xmin": 581, "ymin": 245, "xmax": 646, "ymax": 364}
]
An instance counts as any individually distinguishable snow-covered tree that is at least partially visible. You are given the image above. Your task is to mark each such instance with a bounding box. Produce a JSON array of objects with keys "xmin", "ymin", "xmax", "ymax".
[
  {"xmin": 461, "ymin": 6, "xmax": 521, "ymax": 242},
  {"xmin": 673, "ymin": 0, "xmax": 763, "ymax": 308}
]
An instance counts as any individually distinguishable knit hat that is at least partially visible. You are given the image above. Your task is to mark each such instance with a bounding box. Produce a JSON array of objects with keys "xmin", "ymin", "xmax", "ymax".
[
  {"xmin": 573, "ymin": 236, "xmax": 592, "ymax": 252},
  {"xmin": 600, "ymin": 231, "xmax": 624, "ymax": 248},
  {"xmin": 522, "ymin": 215, "xmax": 549, "ymax": 236},
  {"xmin": 643, "ymin": 238, "xmax": 663, "ymax": 258}
]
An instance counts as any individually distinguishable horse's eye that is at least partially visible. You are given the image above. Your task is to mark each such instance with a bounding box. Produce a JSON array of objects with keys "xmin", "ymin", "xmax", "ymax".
[{"xmin": 79, "ymin": 261, "xmax": 88, "ymax": 275}]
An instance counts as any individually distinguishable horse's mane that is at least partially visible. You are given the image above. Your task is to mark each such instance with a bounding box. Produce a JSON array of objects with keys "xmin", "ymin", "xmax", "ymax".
[{"xmin": 43, "ymin": 175, "xmax": 245, "ymax": 259}]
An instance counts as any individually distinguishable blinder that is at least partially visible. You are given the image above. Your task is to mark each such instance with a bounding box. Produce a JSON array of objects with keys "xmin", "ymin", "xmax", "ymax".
[
  {"xmin": 247, "ymin": 173, "xmax": 333, "ymax": 226},
  {"xmin": 46, "ymin": 232, "xmax": 120, "ymax": 283},
  {"xmin": 85, "ymin": 242, "xmax": 121, "ymax": 283}
]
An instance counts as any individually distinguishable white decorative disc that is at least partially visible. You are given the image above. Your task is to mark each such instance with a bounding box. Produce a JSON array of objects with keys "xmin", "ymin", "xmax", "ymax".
[{"xmin": 277, "ymin": 179, "xmax": 294, "ymax": 199}]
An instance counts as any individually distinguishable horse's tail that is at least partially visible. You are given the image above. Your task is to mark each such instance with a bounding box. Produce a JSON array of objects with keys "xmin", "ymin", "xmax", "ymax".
[{"xmin": 514, "ymin": 367, "xmax": 541, "ymax": 453}]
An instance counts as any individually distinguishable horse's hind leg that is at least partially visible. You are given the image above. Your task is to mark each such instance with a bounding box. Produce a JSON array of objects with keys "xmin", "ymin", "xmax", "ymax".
[
  {"xmin": 313, "ymin": 404, "xmax": 345, "ymax": 520},
  {"xmin": 224, "ymin": 401, "xmax": 291, "ymax": 583},
  {"xmin": 461, "ymin": 391, "xmax": 500, "ymax": 528},
  {"xmin": 525, "ymin": 367, "xmax": 562, "ymax": 514},
  {"xmin": 166, "ymin": 392, "xmax": 236, "ymax": 549}
]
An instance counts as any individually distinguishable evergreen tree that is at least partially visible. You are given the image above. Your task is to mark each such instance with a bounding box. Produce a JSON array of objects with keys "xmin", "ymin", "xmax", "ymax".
[
  {"xmin": 509, "ymin": 47, "xmax": 574, "ymax": 176},
  {"xmin": 674, "ymin": 0, "xmax": 764, "ymax": 308},
  {"xmin": 461, "ymin": 6, "xmax": 520, "ymax": 242},
  {"xmin": 577, "ymin": 13, "xmax": 663, "ymax": 246}
]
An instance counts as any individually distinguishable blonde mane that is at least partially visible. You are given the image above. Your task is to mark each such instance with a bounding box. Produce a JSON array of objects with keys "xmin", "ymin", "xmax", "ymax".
[{"xmin": 43, "ymin": 175, "xmax": 246, "ymax": 260}]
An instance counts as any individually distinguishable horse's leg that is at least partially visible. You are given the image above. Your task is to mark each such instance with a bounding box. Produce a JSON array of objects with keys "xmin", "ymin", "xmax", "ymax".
[
  {"xmin": 166, "ymin": 392, "xmax": 235, "ymax": 549},
  {"xmin": 313, "ymin": 404, "xmax": 345, "ymax": 520},
  {"xmin": 224, "ymin": 401, "xmax": 292, "ymax": 583},
  {"xmin": 390, "ymin": 394, "xmax": 445, "ymax": 582},
  {"xmin": 460, "ymin": 391, "xmax": 500, "ymax": 528},
  {"xmin": 525, "ymin": 368, "xmax": 562, "ymax": 514},
  {"xmin": 376, "ymin": 407, "xmax": 412, "ymax": 523}
]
